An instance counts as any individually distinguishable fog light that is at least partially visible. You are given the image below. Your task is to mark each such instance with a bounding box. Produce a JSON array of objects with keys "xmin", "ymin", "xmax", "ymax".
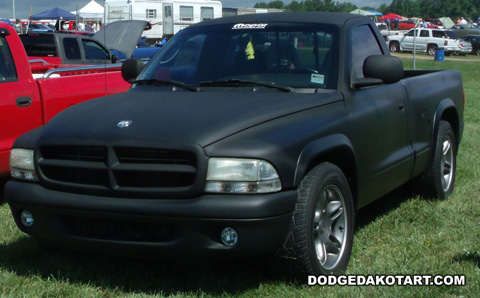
[
  {"xmin": 221, "ymin": 227, "xmax": 238, "ymax": 247},
  {"xmin": 20, "ymin": 210, "xmax": 34, "ymax": 227}
]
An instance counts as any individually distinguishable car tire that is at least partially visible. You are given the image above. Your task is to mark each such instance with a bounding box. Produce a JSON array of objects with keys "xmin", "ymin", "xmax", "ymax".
[
  {"xmin": 427, "ymin": 45, "xmax": 436, "ymax": 56},
  {"xmin": 389, "ymin": 41, "xmax": 399, "ymax": 52},
  {"xmin": 420, "ymin": 120, "xmax": 456, "ymax": 199},
  {"xmin": 288, "ymin": 163, "xmax": 354, "ymax": 275},
  {"xmin": 476, "ymin": 48, "xmax": 480, "ymax": 56}
]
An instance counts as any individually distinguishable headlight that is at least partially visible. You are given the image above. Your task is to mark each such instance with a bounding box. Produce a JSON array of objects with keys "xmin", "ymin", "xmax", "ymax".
[
  {"xmin": 10, "ymin": 149, "xmax": 38, "ymax": 181},
  {"xmin": 205, "ymin": 158, "xmax": 282, "ymax": 193}
]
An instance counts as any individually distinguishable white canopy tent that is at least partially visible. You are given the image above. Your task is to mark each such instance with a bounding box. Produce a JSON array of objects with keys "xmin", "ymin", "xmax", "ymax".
[{"xmin": 74, "ymin": 0, "xmax": 104, "ymax": 20}]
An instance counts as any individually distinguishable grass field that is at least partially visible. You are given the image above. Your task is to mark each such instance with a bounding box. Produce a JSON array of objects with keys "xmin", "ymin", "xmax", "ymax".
[{"xmin": 1, "ymin": 55, "xmax": 479, "ymax": 297}]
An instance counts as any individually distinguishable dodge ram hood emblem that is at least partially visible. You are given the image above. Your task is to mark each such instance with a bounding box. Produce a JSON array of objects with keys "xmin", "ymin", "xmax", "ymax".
[{"xmin": 117, "ymin": 120, "xmax": 133, "ymax": 128}]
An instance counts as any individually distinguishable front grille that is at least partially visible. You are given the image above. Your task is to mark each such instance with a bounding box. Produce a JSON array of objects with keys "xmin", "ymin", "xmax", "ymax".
[
  {"xmin": 61, "ymin": 216, "xmax": 176, "ymax": 242},
  {"xmin": 37, "ymin": 144, "xmax": 204, "ymax": 198}
]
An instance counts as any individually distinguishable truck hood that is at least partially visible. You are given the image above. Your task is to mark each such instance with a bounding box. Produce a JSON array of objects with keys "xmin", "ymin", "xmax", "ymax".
[
  {"xmin": 41, "ymin": 88, "xmax": 342, "ymax": 147},
  {"xmin": 92, "ymin": 20, "xmax": 150, "ymax": 59}
]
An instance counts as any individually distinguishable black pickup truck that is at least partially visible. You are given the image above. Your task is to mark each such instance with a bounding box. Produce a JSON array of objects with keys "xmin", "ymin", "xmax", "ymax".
[{"xmin": 5, "ymin": 12, "xmax": 464, "ymax": 275}]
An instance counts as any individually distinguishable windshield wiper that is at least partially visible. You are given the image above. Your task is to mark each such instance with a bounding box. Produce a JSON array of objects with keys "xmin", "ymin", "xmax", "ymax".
[
  {"xmin": 199, "ymin": 79, "xmax": 293, "ymax": 93},
  {"xmin": 133, "ymin": 79, "xmax": 199, "ymax": 92}
]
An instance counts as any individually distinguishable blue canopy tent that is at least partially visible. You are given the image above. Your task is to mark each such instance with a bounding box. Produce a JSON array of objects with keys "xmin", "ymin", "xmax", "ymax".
[
  {"xmin": 367, "ymin": 10, "xmax": 383, "ymax": 16},
  {"xmin": 29, "ymin": 7, "xmax": 80, "ymax": 32},
  {"xmin": 29, "ymin": 7, "xmax": 78, "ymax": 20}
]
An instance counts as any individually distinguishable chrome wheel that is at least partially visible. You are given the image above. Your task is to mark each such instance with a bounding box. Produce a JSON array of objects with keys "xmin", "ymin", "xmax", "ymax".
[
  {"xmin": 313, "ymin": 185, "xmax": 347, "ymax": 270},
  {"xmin": 441, "ymin": 136, "xmax": 454, "ymax": 192}
]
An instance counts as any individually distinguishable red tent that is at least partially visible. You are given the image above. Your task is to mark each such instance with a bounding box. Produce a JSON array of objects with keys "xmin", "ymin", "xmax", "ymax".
[{"xmin": 379, "ymin": 13, "xmax": 403, "ymax": 21}]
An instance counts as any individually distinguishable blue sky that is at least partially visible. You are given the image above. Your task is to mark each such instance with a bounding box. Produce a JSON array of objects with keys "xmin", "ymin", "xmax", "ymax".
[{"xmin": 0, "ymin": 0, "xmax": 392, "ymax": 19}]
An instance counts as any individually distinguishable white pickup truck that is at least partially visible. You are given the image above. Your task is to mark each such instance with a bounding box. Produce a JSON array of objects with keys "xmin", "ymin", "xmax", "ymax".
[{"xmin": 387, "ymin": 28, "xmax": 472, "ymax": 55}]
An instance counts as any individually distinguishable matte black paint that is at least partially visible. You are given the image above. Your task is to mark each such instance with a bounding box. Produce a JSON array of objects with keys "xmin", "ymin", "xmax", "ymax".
[{"xmin": 6, "ymin": 12, "xmax": 465, "ymax": 257}]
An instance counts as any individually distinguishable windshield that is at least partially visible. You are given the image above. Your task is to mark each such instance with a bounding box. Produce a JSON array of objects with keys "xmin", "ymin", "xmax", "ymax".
[{"xmin": 139, "ymin": 23, "xmax": 340, "ymax": 89}]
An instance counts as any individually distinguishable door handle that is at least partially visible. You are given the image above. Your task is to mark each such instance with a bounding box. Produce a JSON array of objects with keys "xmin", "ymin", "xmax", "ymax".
[
  {"xmin": 398, "ymin": 101, "xmax": 405, "ymax": 111},
  {"xmin": 16, "ymin": 96, "xmax": 32, "ymax": 107}
]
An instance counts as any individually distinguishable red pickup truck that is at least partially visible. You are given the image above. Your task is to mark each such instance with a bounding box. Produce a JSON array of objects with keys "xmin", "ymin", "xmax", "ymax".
[{"xmin": 0, "ymin": 21, "xmax": 130, "ymax": 179}]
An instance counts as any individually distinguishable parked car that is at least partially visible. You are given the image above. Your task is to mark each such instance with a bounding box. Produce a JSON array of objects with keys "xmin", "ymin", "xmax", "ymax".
[
  {"xmin": 0, "ymin": 21, "xmax": 131, "ymax": 179},
  {"xmin": 460, "ymin": 35, "xmax": 480, "ymax": 55},
  {"xmin": 450, "ymin": 23, "xmax": 480, "ymax": 37},
  {"xmin": 398, "ymin": 19, "xmax": 416, "ymax": 30},
  {"xmin": 5, "ymin": 12, "xmax": 464, "ymax": 276},
  {"xmin": 20, "ymin": 21, "xmax": 160, "ymax": 65},
  {"xmin": 26, "ymin": 23, "xmax": 54, "ymax": 33},
  {"xmin": 388, "ymin": 28, "xmax": 467, "ymax": 55},
  {"xmin": 425, "ymin": 18, "xmax": 444, "ymax": 28}
]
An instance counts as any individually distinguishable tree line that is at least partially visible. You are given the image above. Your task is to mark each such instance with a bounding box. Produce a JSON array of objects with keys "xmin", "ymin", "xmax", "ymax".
[{"xmin": 254, "ymin": 0, "xmax": 480, "ymax": 21}]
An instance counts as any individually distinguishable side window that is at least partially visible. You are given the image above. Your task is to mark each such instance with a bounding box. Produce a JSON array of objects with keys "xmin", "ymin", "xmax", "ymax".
[
  {"xmin": 63, "ymin": 38, "xmax": 81, "ymax": 60},
  {"xmin": 352, "ymin": 25, "xmax": 383, "ymax": 78},
  {"xmin": 405, "ymin": 30, "xmax": 415, "ymax": 37},
  {"xmin": 164, "ymin": 6, "xmax": 172, "ymax": 18},
  {"xmin": 146, "ymin": 9, "xmax": 157, "ymax": 19},
  {"xmin": 82, "ymin": 40, "xmax": 109, "ymax": 60},
  {"xmin": 0, "ymin": 36, "xmax": 17, "ymax": 82},
  {"xmin": 420, "ymin": 30, "xmax": 429, "ymax": 37},
  {"xmin": 201, "ymin": 7, "xmax": 214, "ymax": 21},
  {"xmin": 180, "ymin": 6, "xmax": 193, "ymax": 21}
]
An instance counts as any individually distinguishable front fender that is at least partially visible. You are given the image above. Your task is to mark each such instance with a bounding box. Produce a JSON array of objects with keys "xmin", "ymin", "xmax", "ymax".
[{"xmin": 293, "ymin": 134, "xmax": 356, "ymax": 186}]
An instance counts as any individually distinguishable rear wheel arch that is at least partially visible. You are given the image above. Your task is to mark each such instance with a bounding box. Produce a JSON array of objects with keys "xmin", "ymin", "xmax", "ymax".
[{"xmin": 433, "ymin": 100, "xmax": 460, "ymax": 153}]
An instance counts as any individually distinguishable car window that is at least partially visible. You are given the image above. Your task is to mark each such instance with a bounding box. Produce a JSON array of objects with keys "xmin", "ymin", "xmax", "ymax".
[
  {"xmin": 20, "ymin": 34, "xmax": 57, "ymax": 56},
  {"xmin": 432, "ymin": 30, "xmax": 445, "ymax": 38},
  {"xmin": 352, "ymin": 25, "xmax": 383, "ymax": 79},
  {"xmin": 406, "ymin": 30, "xmax": 415, "ymax": 37},
  {"xmin": 420, "ymin": 30, "xmax": 429, "ymax": 37},
  {"xmin": 0, "ymin": 36, "xmax": 17, "ymax": 82},
  {"xmin": 141, "ymin": 23, "xmax": 340, "ymax": 89},
  {"xmin": 82, "ymin": 40, "xmax": 110, "ymax": 60},
  {"xmin": 63, "ymin": 37, "xmax": 81, "ymax": 60}
]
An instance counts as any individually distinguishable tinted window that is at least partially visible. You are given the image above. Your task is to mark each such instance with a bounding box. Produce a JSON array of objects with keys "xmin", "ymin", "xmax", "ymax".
[
  {"xmin": 63, "ymin": 38, "xmax": 81, "ymax": 60},
  {"xmin": 405, "ymin": 30, "xmax": 415, "ymax": 37},
  {"xmin": 420, "ymin": 30, "xmax": 429, "ymax": 37},
  {"xmin": 20, "ymin": 34, "xmax": 57, "ymax": 56},
  {"xmin": 82, "ymin": 40, "xmax": 109, "ymax": 60},
  {"xmin": 0, "ymin": 36, "xmax": 17, "ymax": 81},
  {"xmin": 352, "ymin": 25, "xmax": 382, "ymax": 78},
  {"xmin": 140, "ymin": 23, "xmax": 340, "ymax": 89}
]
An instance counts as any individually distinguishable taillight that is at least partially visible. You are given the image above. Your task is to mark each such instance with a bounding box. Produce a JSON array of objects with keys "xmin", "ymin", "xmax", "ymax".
[{"xmin": 444, "ymin": 40, "xmax": 448, "ymax": 46}]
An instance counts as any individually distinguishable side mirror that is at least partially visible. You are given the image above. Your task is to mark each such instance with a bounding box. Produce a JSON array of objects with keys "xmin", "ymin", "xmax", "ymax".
[
  {"xmin": 110, "ymin": 54, "xmax": 119, "ymax": 63},
  {"xmin": 363, "ymin": 55, "xmax": 404, "ymax": 83},
  {"xmin": 353, "ymin": 55, "xmax": 404, "ymax": 89},
  {"xmin": 121, "ymin": 58, "xmax": 145, "ymax": 83}
]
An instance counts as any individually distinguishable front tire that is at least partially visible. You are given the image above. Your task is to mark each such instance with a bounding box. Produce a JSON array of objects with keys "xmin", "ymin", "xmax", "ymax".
[
  {"xmin": 389, "ymin": 41, "xmax": 399, "ymax": 52},
  {"xmin": 289, "ymin": 163, "xmax": 354, "ymax": 275},
  {"xmin": 427, "ymin": 45, "xmax": 437, "ymax": 56},
  {"xmin": 421, "ymin": 120, "xmax": 456, "ymax": 199}
]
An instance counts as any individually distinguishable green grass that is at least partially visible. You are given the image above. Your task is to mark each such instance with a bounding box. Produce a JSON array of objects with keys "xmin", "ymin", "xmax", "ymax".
[{"xmin": 1, "ymin": 57, "xmax": 480, "ymax": 297}]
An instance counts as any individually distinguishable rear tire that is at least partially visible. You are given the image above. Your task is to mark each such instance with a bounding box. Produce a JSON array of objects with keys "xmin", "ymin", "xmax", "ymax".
[
  {"xmin": 427, "ymin": 45, "xmax": 437, "ymax": 56},
  {"xmin": 420, "ymin": 120, "xmax": 456, "ymax": 199},
  {"xmin": 287, "ymin": 163, "xmax": 354, "ymax": 275}
]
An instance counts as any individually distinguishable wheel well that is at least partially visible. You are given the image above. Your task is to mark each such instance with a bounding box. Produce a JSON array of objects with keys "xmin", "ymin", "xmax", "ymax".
[
  {"xmin": 427, "ymin": 43, "xmax": 438, "ymax": 49},
  {"xmin": 441, "ymin": 107, "xmax": 460, "ymax": 148},
  {"xmin": 305, "ymin": 148, "xmax": 358, "ymax": 210}
]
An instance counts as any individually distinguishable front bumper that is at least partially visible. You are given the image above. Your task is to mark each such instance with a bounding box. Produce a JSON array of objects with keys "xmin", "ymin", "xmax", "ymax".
[{"xmin": 5, "ymin": 180, "xmax": 297, "ymax": 258}]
